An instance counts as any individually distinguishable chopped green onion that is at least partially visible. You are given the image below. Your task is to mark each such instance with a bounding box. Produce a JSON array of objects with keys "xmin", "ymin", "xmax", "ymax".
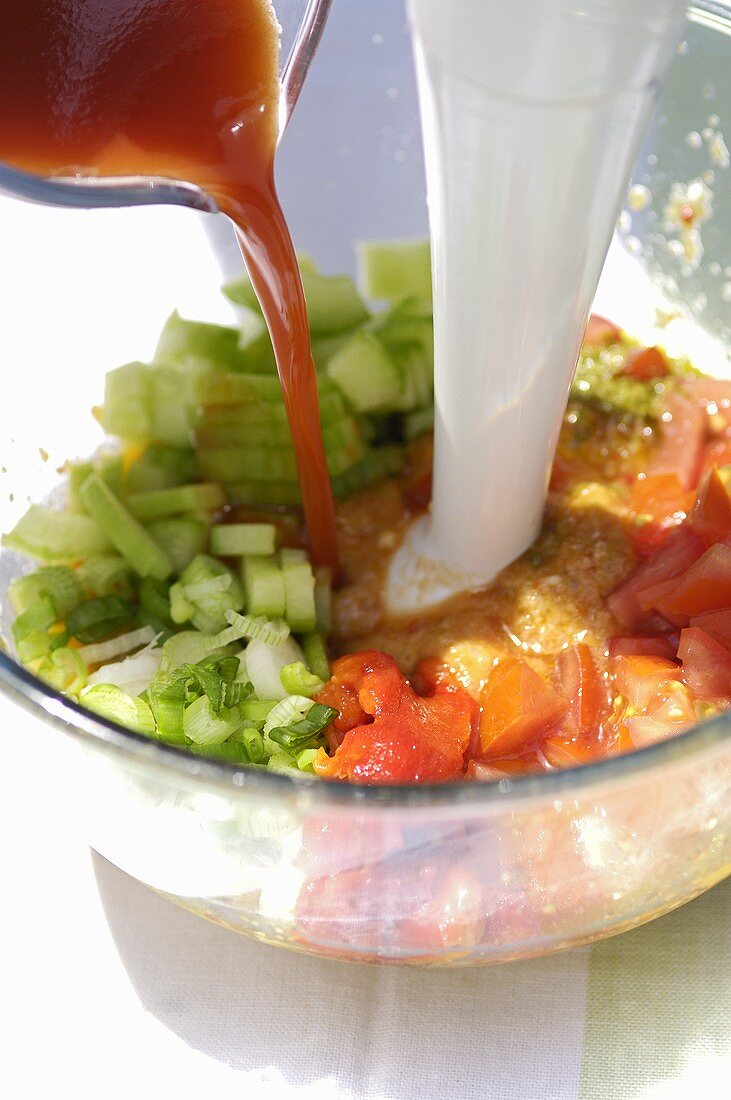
[
  {"xmin": 12, "ymin": 594, "xmax": 58, "ymax": 662},
  {"xmin": 279, "ymin": 661, "xmax": 324, "ymax": 698},
  {"xmin": 224, "ymin": 610, "xmax": 290, "ymax": 646},
  {"xmin": 263, "ymin": 694, "xmax": 314, "ymax": 734},
  {"xmin": 158, "ymin": 630, "xmax": 234, "ymax": 673},
  {"xmin": 210, "ymin": 523, "xmax": 277, "ymax": 557},
  {"xmin": 37, "ymin": 647, "xmax": 88, "ymax": 695},
  {"xmin": 302, "ymin": 632, "xmax": 331, "ymax": 682},
  {"xmin": 66, "ymin": 596, "xmax": 131, "ymax": 644},
  {"xmin": 238, "ymin": 725, "xmax": 266, "ymax": 763},
  {"xmin": 238, "ymin": 698, "xmax": 278, "ymax": 723},
  {"xmin": 127, "ymin": 482, "xmax": 226, "ymax": 522},
  {"xmin": 81, "ymin": 684, "xmax": 155, "ymax": 735},
  {"xmin": 266, "ymin": 702, "xmax": 337, "ymax": 748},
  {"xmin": 2, "ymin": 504, "xmax": 112, "ymax": 563},
  {"xmin": 86, "ymin": 646, "xmax": 162, "ymax": 696},
  {"xmin": 138, "ymin": 576, "xmax": 173, "ymax": 627},
  {"xmin": 79, "ymin": 474, "xmax": 173, "ymax": 580},
  {"xmin": 8, "ymin": 566, "xmax": 82, "ymax": 617},
  {"xmin": 266, "ymin": 752, "xmax": 297, "ymax": 773},
  {"xmin": 184, "ymin": 695, "xmax": 242, "ymax": 746},
  {"xmin": 78, "ymin": 625, "xmax": 157, "ymax": 666}
]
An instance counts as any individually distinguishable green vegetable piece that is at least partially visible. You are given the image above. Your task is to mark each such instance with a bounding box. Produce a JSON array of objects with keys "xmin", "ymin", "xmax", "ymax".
[
  {"xmin": 125, "ymin": 444, "xmax": 200, "ymax": 494},
  {"xmin": 37, "ymin": 647, "xmax": 88, "ymax": 695},
  {"xmin": 210, "ymin": 522, "xmax": 277, "ymax": 557},
  {"xmin": 81, "ymin": 684, "xmax": 155, "ymax": 735},
  {"xmin": 79, "ymin": 474, "xmax": 173, "ymax": 580},
  {"xmin": 302, "ymin": 632, "xmax": 331, "ymax": 681},
  {"xmin": 8, "ymin": 565, "xmax": 82, "ymax": 617},
  {"xmin": 77, "ymin": 554, "xmax": 134, "ymax": 600},
  {"xmin": 279, "ymin": 661, "xmax": 324, "ymax": 698},
  {"xmin": 356, "ymin": 239, "xmax": 432, "ymax": 304},
  {"xmin": 66, "ymin": 596, "xmax": 131, "ymax": 644},
  {"xmin": 12, "ymin": 594, "xmax": 57, "ymax": 662},
  {"xmin": 2, "ymin": 504, "xmax": 112, "ymax": 563},
  {"xmin": 242, "ymin": 554, "xmax": 286, "ymax": 618},
  {"xmin": 280, "ymin": 547, "xmax": 317, "ymax": 632},
  {"xmin": 100, "ymin": 362, "xmax": 153, "ymax": 441},
  {"xmin": 126, "ymin": 482, "xmax": 226, "ymax": 522},
  {"xmin": 146, "ymin": 516, "xmax": 208, "ymax": 573},
  {"xmin": 327, "ymin": 329, "xmax": 401, "ymax": 414}
]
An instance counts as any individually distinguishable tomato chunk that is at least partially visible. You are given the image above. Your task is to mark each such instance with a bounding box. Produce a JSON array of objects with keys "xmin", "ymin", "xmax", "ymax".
[
  {"xmin": 612, "ymin": 655, "xmax": 681, "ymax": 712},
  {"xmin": 689, "ymin": 467, "xmax": 731, "ymax": 545},
  {"xmin": 558, "ymin": 644, "xmax": 607, "ymax": 732},
  {"xmin": 688, "ymin": 609, "xmax": 731, "ymax": 652},
  {"xmin": 702, "ymin": 439, "xmax": 731, "ymax": 477},
  {"xmin": 314, "ymin": 651, "xmax": 474, "ymax": 784},
  {"xmin": 686, "ymin": 376, "xmax": 731, "ymax": 431},
  {"xmin": 678, "ymin": 627, "xmax": 731, "ymax": 706},
  {"xmin": 622, "ymin": 346, "xmax": 670, "ymax": 381},
  {"xmin": 583, "ymin": 313, "xmax": 621, "ymax": 347},
  {"xmin": 478, "ymin": 658, "xmax": 568, "ymax": 757},
  {"xmin": 607, "ymin": 525, "xmax": 705, "ymax": 630},
  {"xmin": 608, "ymin": 635, "xmax": 678, "ymax": 660},
  {"xmin": 647, "ymin": 392, "xmax": 706, "ymax": 491},
  {"xmin": 650, "ymin": 543, "xmax": 731, "ymax": 618}
]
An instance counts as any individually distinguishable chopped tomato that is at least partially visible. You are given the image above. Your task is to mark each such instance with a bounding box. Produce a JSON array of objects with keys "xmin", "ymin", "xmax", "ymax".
[
  {"xmin": 686, "ymin": 376, "xmax": 731, "ymax": 431},
  {"xmin": 541, "ymin": 732, "xmax": 604, "ymax": 769},
  {"xmin": 607, "ymin": 525, "xmax": 705, "ymax": 630},
  {"xmin": 647, "ymin": 391, "xmax": 706, "ymax": 491},
  {"xmin": 608, "ymin": 635, "xmax": 678, "ymax": 659},
  {"xmin": 688, "ymin": 609, "xmax": 731, "ymax": 652},
  {"xmin": 678, "ymin": 627, "xmax": 731, "ymax": 706},
  {"xmin": 399, "ymin": 868, "xmax": 487, "ymax": 952},
  {"xmin": 622, "ymin": 346, "xmax": 670, "ymax": 381},
  {"xmin": 621, "ymin": 715, "xmax": 682, "ymax": 749},
  {"xmin": 477, "ymin": 658, "xmax": 568, "ymax": 758},
  {"xmin": 583, "ymin": 313, "xmax": 621, "ymax": 347},
  {"xmin": 557, "ymin": 644, "xmax": 607, "ymax": 732},
  {"xmin": 314, "ymin": 651, "xmax": 475, "ymax": 783},
  {"xmin": 702, "ymin": 438, "xmax": 731, "ymax": 476},
  {"xmin": 413, "ymin": 655, "xmax": 464, "ymax": 695},
  {"xmin": 627, "ymin": 474, "xmax": 695, "ymax": 554},
  {"xmin": 689, "ymin": 467, "xmax": 731, "ymax": 545},
  {"xmin": 649, "ymin": 543, "xmax": 731, "ymax": 618},
  {"xmin": 650, "ymin": 679, "xmax": 696, "ymax": 726},
  {"xmin": 612, "ymin": 655, "xmax": 681, "ymax": 712},
  {"xmin": 466, "ymin": 756, "xmax": 542, "ymax": 780}
]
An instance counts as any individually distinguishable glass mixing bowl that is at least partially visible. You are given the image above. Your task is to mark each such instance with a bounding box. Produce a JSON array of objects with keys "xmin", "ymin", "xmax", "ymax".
[{"xmin": 0, "ymin": 0, "xmax": 729, "ymax": 965}]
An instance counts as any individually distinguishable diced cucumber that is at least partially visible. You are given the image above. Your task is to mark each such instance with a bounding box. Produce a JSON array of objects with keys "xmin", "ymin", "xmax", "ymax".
[
  {"xmin": 327, "ymin": 330, "xmax": 401, "ymax": 413},
  {"xmin": 100, "ymin": 362, "xmax": 153, "ymax": 441},
  {"xmin": 146, "ymin": 517, "xmax": 209, "ymax": 573},
  {"xmin": 356, "ymin": 239, "xmax": 432, "ymax": 303},
  {"xmin": 210, "ymin": 523, "xmax": 277, "ymax": 557},
  {"xmin": 280, "ymin": 548, "xmax": 316, "ymax": 633},
  {"xmin": 242, "ymin": 554, "xmax": 286, "ymax": 618}
]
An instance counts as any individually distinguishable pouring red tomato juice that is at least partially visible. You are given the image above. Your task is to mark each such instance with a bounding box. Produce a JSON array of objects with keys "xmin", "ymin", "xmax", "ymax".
[{"xmin": 0, "ymin": 0, "xmax": 338, "ymax": 571}]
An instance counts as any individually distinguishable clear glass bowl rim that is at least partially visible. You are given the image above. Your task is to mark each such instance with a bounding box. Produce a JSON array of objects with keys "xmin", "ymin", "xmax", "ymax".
[{"xmin": 1, "ymin": 0, "xmax": 730, "ymax": 812}]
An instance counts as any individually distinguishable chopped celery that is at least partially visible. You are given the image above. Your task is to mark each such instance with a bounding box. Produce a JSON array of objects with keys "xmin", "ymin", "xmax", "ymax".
[
  {"xmin": 2, "ymin": 504, "xmax": 112, "ymax": 563},
  {"xmin": 178, "ymin": 553, "xmax": 244, "ymax": 632},
  {"xmin": 77, "ymin": 555, "xmax": 134, "ymax": 600},
  {"xmin": 148, "ymin": 367, "xmax": 196, "ymax": 448},
  {"xmin": 8, "ymin": 565, "xmax": 82, "ymax": 617},
  {"xmin": 100, "ymin": 361, "xmax": 153, "ymax": 441},
  {"xmin": 239, "ymin": 698, "xmax": 278, "ymax": 723},
  {"xmin": 225, "ymin": 270, "xmax": 369, "ymax": 335},
  {"xmin": 302, "ymin": 632, "xmax": 331, "ymax": 681},
  {"xmin": 125, "ymin": 444, "xmax": 199, "ymax": 494},
  {"xmin": 313, "ymin": 569, "xmax": 332, "ymax": 633},
  {"xmin": 404, "ymin": 405, "xmax": 434, "ymax": 440},
  {"xmin": 227, "ymin": 480, "xmax": 302, "ymax": 507},
  {"xmin": 193, "ymin": 387, "xmax": 346, "ymax": 429},
  {"xmin": 154, "ymin": 311, "xmax": 250, "ymax": 372},
  {"xmin": 327, "ymin": 330, "xmax": 402, "ymax": 413},
  {"xmin": 262, "ymin": 694, "xmax": 314, "ymax": 734},
  {"xmin": 127, "ymin": 482, "xmax": 226, "ymax": 522},
  {"xmin": 158, "ymin": 630, "xmax": 234, "ymax": 674},
  {"xmin": 331, "ymin": 445, "xmax": 403, "ymax": 497},
  {"xmin": 356, "ymin": 239, "xmax": 432, "ymax": 303},
  {"xmin": 280, "ymin": 548, "xmax": 316, "ymax": 632},
  {"xmin": 79, "ymin": 474, "xmax": 173, "ymax": 580},
  {"xmin": 86, "ymin": 646, "xmax": 162, "ymax": 696},
  {"xmin": 12, "ymin": 594, "xmax": 57, "ymax": 662},
  {"xmin": 81, "ymin": 684, "xmax": 155, "ymax": 735},
  {"xmin": 210, "ymin": 523, "xmax": 277, "ymax": 557},
  {"xmin": 197, "ymin": 443, "xmax": 357, "ymax": 482},
  {"xmin": 37, "ymin": 647, "xmax": 88, "ymax": 695},
  {"xmin": 146, "ymin": 516, "xmax": 208, "ymax": 573},
  {"xmin": 169, "ymin": 582, "xmax": 196, "ymax": 625},
  {"xmin": 279, "ymin": 661, "xmax": 324, "ymax": 697},
  {"xmin": 194, "ymin": 371, "xmax": 283, "ymax": 405},
  {"xmin": 242, "ymin": 554, "xmax": 285, "ymax": 618}
]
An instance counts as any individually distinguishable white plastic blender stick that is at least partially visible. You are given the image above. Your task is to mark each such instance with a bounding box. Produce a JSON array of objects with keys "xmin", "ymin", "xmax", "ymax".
[{"xmin": 387, "ymin": 0, "xmax": 687, "ymax": 612}]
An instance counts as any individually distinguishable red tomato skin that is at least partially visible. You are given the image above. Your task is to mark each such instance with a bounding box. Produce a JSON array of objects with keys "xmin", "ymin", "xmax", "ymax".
[
  {"xmin": 607, "ymin": 525, "xmax": 706, "ymax": 630},
  {"xmin": 702, "ymin": 439, "xmax": 731, "ymax": 477},
  {"xmin": 478, "ymin": 658, "xmax": 568, "ymax": 758},
  {"xmin": 678, "ymin": 627, "xmax": 731, "ymax": 706},
  {"xmin": 628, "ymin": 474, "xmax": 694, "ymax": 555},
  {"xmin": 647, "ymin": 391, "xmax": 706, "ymax": 491},
  {"xmin": 686, "ymin": 377, "xmax": 731, "ymax": 431},
  {"xmin": 689, "ymin": 467, "xmax": 731, "ymax": 546},
  {"xmin": 558, "ymin": 644, "xmax": 607, "ymax": 732},
  {"xmin": 540, "ymin": 732, "xmax": 603, "ymax": 769},
  {"xmin": 622, "ymin": 346, "xmax": 670, "ymax": 381},
  {"xmin": 608, "ymin": 635, "xmax": 678, "ymax": 660},
  {"xmin": 688, "ymin": 609, "xmax": 731, "ymax": 652},
  {"xmin": 583, "ymin": 313, "xmax": 621, "ymax": 347}
]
